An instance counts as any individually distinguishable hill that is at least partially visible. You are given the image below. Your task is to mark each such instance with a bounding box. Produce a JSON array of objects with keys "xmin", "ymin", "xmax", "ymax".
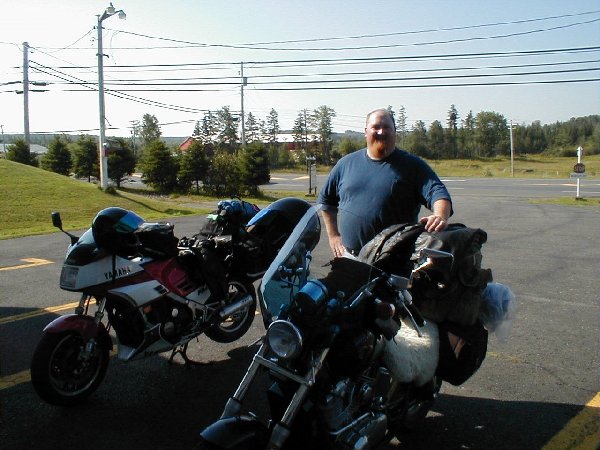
[{"xmin": 0, "ymin": 159, "xmax": 202, "ymax": 239}]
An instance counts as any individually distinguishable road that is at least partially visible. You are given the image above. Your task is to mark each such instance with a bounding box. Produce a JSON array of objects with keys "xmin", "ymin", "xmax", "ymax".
[
  {"xmin": 1, "ymin": 180, "xmax": 598, "ymax": 449},
  {"xmin": 264, "ymin": 172, "xmax": 600, "ymax": 198}
]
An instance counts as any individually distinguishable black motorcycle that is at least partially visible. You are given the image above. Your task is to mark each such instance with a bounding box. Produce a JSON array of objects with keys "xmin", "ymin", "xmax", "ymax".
[{"xmin": 195, "ymin": 205, "xmax": 497, "ymax": 450}]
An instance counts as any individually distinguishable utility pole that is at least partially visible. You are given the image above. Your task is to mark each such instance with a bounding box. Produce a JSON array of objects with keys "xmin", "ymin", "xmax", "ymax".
[
  {"xmin": 1, "ymin": 124, "xmax": 5, "ymax": 153},
  {"xmin": 22, "ymin": 41, "xmax": 30, "ymax": 150},
  {"xmin": 97, "ymin": 3, "xmax": 126, "ymax": 190},
  {"xmin": 240, "ymin": 62, "xmax": 247, "ymax": 148},
  {"xmin": 509, "ymin": 120, "xmax": 515, "ymax": 177}
]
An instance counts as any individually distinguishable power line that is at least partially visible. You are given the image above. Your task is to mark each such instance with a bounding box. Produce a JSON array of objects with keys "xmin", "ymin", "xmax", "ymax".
[
  {"xmin": 99, "ymin": 17, "xmax": 600, "ymax": 52},
  {"xmin": 32, "ymin": 11, "xmax": 600, "ymax": 52},
  {"xmin": 32, "ymin": 46, "xmax": 600, "ymax": 71},
  {"xmin": 36, "ymin": 58, "xmax": 600, "ymax": 85}
]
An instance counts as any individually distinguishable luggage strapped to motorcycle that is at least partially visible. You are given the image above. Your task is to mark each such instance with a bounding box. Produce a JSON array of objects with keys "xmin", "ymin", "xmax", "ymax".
[{"xmin": 359, "ymin": 222, "xmax": 493, "ymax": 386}]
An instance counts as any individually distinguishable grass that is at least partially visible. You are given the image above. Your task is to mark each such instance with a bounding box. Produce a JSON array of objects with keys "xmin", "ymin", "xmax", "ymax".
[
  {"xmin": 425, "ymin": 154, "xmax": 599, "ymax": 178},
  {"xmin": 0, "ymin": 160, "xmax": 205, "ymax": 239},
  {"xmin": 0, "ymin": 159, "xmax": 313, "ymax": 239}
]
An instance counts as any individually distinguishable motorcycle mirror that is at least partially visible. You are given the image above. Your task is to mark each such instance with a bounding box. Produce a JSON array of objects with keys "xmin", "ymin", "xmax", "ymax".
[
  {"xmin": 51, "ymin": 211, "xmax": 63, "ymax": 230},
  {"xmin": 51, "ymin": 211, "xmax": 79, "ymax": 244},
  {"xmin": 421, "ymin": 248, "xmax": 453, "ymax": 260}
]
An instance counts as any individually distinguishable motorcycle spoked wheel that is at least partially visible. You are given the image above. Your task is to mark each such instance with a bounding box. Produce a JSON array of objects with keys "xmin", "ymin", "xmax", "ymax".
[
  {"xmin": 30, "ymin": 331, "xmax": 110, "ymax": 406},
  {"xmin": 204, "ymin": 280, "xmax": 256, "ymax": 344}
]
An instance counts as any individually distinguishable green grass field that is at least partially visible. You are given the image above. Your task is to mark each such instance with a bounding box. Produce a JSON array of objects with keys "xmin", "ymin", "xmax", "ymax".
[{"xmin": 1, "ymin": 155, "xmax": 597, "ymax": 239}]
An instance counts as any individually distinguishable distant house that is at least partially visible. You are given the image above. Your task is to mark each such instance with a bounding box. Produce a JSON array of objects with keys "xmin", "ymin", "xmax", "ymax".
[{"xmin": 178, "ymin": 136, "xmax": 199, "ymax": 151}]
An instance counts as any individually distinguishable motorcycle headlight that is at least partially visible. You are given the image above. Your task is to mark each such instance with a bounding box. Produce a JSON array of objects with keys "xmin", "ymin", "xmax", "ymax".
[
  {"xmin": 266, "ymin": 320, "xmax": 303, "ymax": 360},
  {"xmin": 60, "ymin": 266, "xmax": 79, "ymax": 289}
]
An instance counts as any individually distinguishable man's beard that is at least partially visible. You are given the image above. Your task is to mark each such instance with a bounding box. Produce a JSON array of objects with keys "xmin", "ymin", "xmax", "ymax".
[{"xmin": 370, "ymin": 137, "xmax": 393, "ymax": 157}]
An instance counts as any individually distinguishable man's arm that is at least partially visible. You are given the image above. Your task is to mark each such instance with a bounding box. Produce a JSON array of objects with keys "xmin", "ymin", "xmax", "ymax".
[{"xmin": 321, "ymin": 209, "xmax": 346, "ymax": 257}]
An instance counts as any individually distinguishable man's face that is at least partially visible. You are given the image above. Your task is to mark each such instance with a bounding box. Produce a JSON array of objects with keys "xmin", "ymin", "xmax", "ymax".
[{"xmin": 365, "ymin": 111, "xmax": 396, "ymax": 159}]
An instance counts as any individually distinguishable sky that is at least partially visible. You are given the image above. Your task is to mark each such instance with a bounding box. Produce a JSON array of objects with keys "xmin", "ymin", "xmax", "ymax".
[{"xmin": 0, "ymin": 0, "xmax": 599, "ymax": 139}]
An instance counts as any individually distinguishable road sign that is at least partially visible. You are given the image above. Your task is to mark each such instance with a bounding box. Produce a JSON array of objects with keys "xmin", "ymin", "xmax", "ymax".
[
  {"xmin": 573, "ymin": 163, "xmax": 586, "ymax": 174},
  {"xmin": 570, "ymin": 173, "xmax": 587, "ymax": 178}
]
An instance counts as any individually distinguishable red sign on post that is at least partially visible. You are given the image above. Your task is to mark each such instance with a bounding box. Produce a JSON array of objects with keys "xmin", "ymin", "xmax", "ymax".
[{"xmin": 573, "ymin": 163, "xmax": 586, "ymax": 174}]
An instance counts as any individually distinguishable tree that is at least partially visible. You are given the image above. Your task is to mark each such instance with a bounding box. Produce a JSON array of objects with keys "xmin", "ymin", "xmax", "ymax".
[
  {"xmin": 139, "ymin": 114, "xmax": 162, "ymax": 147},
  {"xmin": 71, "ymin": 136, "xmax": 98, "ymax": 182},
  {"xmin": 264, "ymin": 108, "xmax": 280, "ymax": 149},
  {"xmin": 200, "ymin": 110, "xmax": 218, "ymax": 144},
  {"xmin": 5, "ymin": 138, "xmax": 37, "ymax": 166},
  {"xmin": 216, "ymin": 106, "xmax": 238, "ymax": 150},
  {"xmin": 475, "ymin": 111, "xmax": 509, "ymax": 157},
  {"xmin": 192, "ymin": 120, "xmax": 202, "ymax": 137},
  {"xmin": 245, "ymin": 112, "xmax": 260, "ymax": 143},
  {"xmin": 386, "ymin": 105, "xmax": 395, "ymax": 124},
  {"xmin": 407, "ymin": 120, "xmax": 429, "ymax": 157},
  {"xmin": 337, "ymin": 137, "xmax": 362, "ymax": 157},
  {"xmin": 311, "ymin": 105, "xmax": 336, "ymax": 164},
  {"xmin": 40, "ymin": 136, "xmax": 71, "ymax": 175},
  {"xmin": 238, "ymin": 141, "xmax": 270, "ymax": 194},
  {"xmin": 139, "ymin": 139, "xmax": 178, "ymax": 192},
  {"xmin": 204, "ymin": 150, "xmax": 242, "ymax": 196},
  {"xmin": 107, "ymin": 138, "xmax": 136, "ymax": 188},
  {"xmin": 458, "ymin": 110, "xmax": 476, "ymax": 158},
  {"xmin": 396, "ymin": 106, "xmax": 408, "ymax": 149},
  {"xmin": 292, "ymin": 109, "xmax": 310, "ymax": 151},
  {"xmin": 178, "ymin": 140, "xmax": 209, "ymax": 193},
  {"xmin": 428, "ymin": 120, "xmax": 445, "ymax": 159},
  {"xmin": 446, "ymin": 104, "xmax": 459, "ymax": 158}
]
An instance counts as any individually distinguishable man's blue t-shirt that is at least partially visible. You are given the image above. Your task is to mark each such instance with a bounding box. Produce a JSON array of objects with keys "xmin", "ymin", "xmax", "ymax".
[{"xmin": 318, "ymin": 148, "xmax": 452, "ymax": 252}]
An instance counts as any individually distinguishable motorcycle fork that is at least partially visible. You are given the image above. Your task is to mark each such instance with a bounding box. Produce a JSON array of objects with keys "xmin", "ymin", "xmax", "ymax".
[
  {"xmin": 76, "ymin": 294, "xmax": 107, "ymax": 357},
  {"xmin": 221, "ymin": 344, "xmax": 330, "ymax": 450}
]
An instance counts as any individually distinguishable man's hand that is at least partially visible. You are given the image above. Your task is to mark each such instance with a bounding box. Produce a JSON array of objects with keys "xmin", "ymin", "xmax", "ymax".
[
  {"xmin": 328, "ymin": 235, "xmax": 346, "ymax": 258},
  {"xmin": 419, "ymin": 214, "xmax": 448, "ymax": 232}
]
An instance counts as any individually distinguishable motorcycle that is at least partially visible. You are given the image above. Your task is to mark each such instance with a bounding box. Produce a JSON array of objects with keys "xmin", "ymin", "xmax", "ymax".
[
  {"xmin": 30, "ymin": 197, "xmax": 313, "ymax": 406},
  {"xmin": 196, "ymin": 205, "xmax": 514, "ymax": 449}
]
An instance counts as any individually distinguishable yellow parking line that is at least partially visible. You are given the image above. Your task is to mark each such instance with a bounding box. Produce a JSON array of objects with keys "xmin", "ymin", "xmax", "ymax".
[
  {"xmin": 542, "ymin": 393, "xmax": 600, "ymax": 450},
  {"xmin": 0, "ymin": 369, "xmax": 30, "ymax": 391},
  {"xmin": 0, "ymin": 258, "xmax": 53, "ymax": 271},
  {"xmin": 0, "ymin": 301, "xmax": 79, "ymax": 325}
]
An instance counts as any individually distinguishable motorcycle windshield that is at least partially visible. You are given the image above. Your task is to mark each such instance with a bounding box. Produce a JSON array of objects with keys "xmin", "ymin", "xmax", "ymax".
[
  {"xmin": 64, "ymin": 228, "xmax": 108, "ymax": 266},
  {"xmin": 259, "ymin": 204, "xmax": 329, "ymax": 321}
]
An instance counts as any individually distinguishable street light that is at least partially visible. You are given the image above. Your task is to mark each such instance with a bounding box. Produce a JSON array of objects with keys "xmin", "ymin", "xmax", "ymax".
[{"xmin": 97, "ymin": 3, "xmax": 126, "ymax": 190}]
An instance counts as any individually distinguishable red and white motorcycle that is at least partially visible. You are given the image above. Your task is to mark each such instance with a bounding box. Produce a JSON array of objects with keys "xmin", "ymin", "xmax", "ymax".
[{"xmin": 30, "ymin": 198, "xmax": 312, "ymax": 406}]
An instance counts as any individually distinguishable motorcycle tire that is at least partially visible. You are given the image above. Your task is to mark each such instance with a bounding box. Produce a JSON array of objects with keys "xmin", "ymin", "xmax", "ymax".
[
  {"xmin": 30, "ymin": 331, "xmax": 110, "ymax": 406},
  {"xmin": 204, "ymin": 280, "xmax": 257, "ymax": 344}
]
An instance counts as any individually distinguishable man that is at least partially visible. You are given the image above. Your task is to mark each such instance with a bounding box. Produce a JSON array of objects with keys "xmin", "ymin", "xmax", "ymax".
[{"xmin": 318, "ymin": 108, "xmax": 452, "ymax": 257}]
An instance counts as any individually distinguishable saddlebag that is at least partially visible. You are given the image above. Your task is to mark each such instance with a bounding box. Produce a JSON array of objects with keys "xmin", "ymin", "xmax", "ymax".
[
  {"xmin": 136, "ymin": 222, "xmax": 178, "ymax": 258},
  {"xmin": 410, "ymin": 224, "xmax": 493, "ymax": 326},
  {"xmin": 359, "ymin": 223, "xmax": 493, "ymax": 326},
  {"xmin": 436, "ymin": 320, "xmax": 488, "ymax": 385}
]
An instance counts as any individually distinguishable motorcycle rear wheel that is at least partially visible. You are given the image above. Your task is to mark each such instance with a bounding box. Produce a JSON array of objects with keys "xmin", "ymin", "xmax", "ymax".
[
  {"xmin": 30, "ymin": 331, "xmax": 110, "ymax": 406},
  {"xmin": 205, "ymin": 280, "xmax": 256, "ymax": 343}
]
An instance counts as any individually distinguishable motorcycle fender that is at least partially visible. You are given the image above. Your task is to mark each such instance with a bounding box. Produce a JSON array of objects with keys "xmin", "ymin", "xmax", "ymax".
[
  {"xmin": 43, "ymin": 314, "xmax": 113, "ymax": 350},
  {"xmin": 200, "ymin": 416, "xmax": 268, "ymax": 449}
]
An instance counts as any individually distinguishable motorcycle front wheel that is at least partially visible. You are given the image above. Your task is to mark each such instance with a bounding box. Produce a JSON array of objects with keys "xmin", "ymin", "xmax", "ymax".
[
  {"xmin": 204, "ymin": 280, "xmax": 256, "ymax": 344},
  {"xmin": 30, "ymin": 331, "xmax": 110, "ymax": 406}
]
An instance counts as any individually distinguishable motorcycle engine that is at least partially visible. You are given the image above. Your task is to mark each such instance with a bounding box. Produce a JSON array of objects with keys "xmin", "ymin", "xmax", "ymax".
[
  {"xmin": 145, "ymin": 298, "xmax": 193, "ymax": 342},
  {"xmin": 318, "ymin": 372, "xmax": 390, "ymax": 450}
]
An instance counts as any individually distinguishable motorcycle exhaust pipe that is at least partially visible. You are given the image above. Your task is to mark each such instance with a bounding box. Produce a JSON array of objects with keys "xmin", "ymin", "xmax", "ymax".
[{"xmin": 219, "ymin": 294, "xmax": 253, "ymax": 318}]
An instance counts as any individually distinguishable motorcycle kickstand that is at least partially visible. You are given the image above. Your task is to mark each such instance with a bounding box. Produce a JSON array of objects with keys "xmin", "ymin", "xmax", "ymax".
[{"xmin": 168, "ymin": 343, "xmax": 213, "ymax": 368}]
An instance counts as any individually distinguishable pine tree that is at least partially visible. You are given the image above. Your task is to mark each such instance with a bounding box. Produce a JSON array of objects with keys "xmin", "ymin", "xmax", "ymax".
[{"xmin": 41, "ymin": 136, "xmax": 71, "ymax": 176}]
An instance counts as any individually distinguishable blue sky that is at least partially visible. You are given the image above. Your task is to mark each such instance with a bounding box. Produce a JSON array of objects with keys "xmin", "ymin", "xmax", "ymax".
[{"xmin": 0, "ymin": 0, "xmax": 598, "ymax": 138}]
